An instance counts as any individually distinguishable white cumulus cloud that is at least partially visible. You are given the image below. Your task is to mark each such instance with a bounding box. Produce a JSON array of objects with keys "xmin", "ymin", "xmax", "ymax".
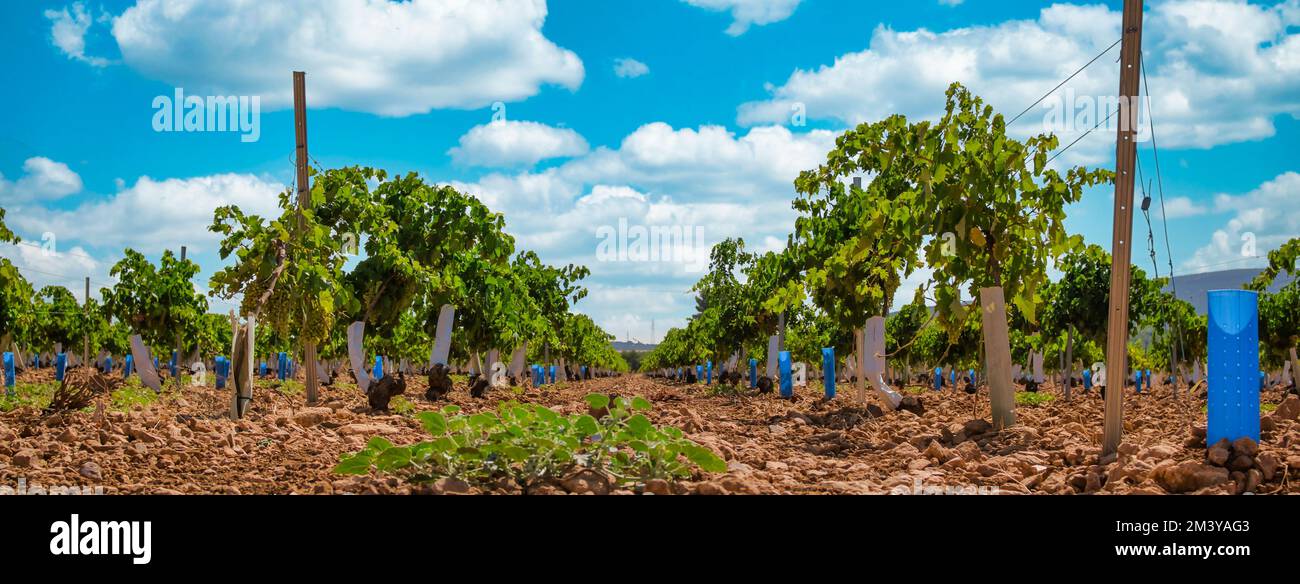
[
  {"xmin": 12, "ymin": 172, "xmax": 285, "ymax": 258},
  {"xmin": 1184, "ymin": 171, "xmax": 1300, "ymax": 274},
  {"xmin": 1157, "ymin": 196, "xmax": 1209, "ymax": 219},
  {"xmin": 449, "ymin": 120, "xmax": 590, "ymax": 168},
  {"xmin": 0, "ymin": 157, "xmax": 84, "ymax": 203},
  {"xmin": 681, "ymin": 0, "xmax": 803, "ymax": 36},
  {"xmin": 88, "ymin": 0, "xmax": 584, "ymax": 116},
  {"xmin": 613, "ymin": 58, "xmax": 650, "ymax": 78},
  {"xmin": 43, "ymin": 2, "xmax": 111, "ymax": 67},
  {"xmin": 737, "ymin": 1, "xmax": 1300, "ymax": 164},
  {"xmin": 451, "ymin": 122, "xmax": 836, "ymax": 335}
]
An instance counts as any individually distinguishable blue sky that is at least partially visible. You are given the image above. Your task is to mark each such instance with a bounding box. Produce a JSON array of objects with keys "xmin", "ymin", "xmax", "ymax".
[{"xmin": 1, "ymin": 0, "xmax": 1297, "ymax": 343}]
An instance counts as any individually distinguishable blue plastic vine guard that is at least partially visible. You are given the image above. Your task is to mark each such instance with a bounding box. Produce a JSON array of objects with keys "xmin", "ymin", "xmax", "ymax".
[
  {"xmin": 170, "ymin": 350, "xmax": 178, "ymax": 377},
  {"xmin": 933, "ymin": 367, "xmax": 942, "ymax": 390},
  {"xmin": 105, "ymin": 356, "xmax": 114, "ymax": 375},
  {"xmin": 822, "ymin": 348, "xmax": 835, "ymax": 399},
  {"xmin": 215, "ymin": 356, "xmax": 227, "ymax": 389},
  {"xmin": 1207, "ymin": 290, "xmax": 1260, "ymax": 445},
  {"xmin": 548, "ymin": 365, "xmax": 556, "ymax": 384},
  {"xmin": 124, "ymin": 355, "xmax": 134, "ymax": 378},
  {"xmin": 706, "ymin": 361, "xmax": 712, "ymax": 385},
  {"xmin": 3, "ymin": 352, "xmax": 14, "ymax": 394},
  {"xmin": 56, "ymin": 353, "xmax": 66, "ymax": 381},
  {"xmin": 1083, "ymin": 368, "xmax": 1092, "ymax": 390},
  {"xmin": 695, "ymin": 364, "xmax": 703, "ymax": 383},
  {"xmin": 749, "ymin": 359, "xmax": 757, "ymax": 388},
  {"xmin": 779, "ymin": 351, "xmax": 792, "ymax": 398}
]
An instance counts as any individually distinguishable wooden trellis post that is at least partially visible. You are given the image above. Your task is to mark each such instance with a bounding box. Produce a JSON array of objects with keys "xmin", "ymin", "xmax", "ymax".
[
  {"xmin": 83, "ymin": 277, "xmax": 90, "ymax": 370},
  {"xmin": 294, "ymin": 71, "xmax": 320, "ymax": 405},
  {"xmin": 174, "ymin": 246, "xmax": 186, "ymax": 391},
  {"xmin": 1102, "ymin": 0, "xmax": 1145, "ymax": 456}
]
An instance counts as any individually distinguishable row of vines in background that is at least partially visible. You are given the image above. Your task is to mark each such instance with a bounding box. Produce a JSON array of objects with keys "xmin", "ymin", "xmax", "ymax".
[
  {"xmin": 3, "ymin": 185, "xmax": 739, "ymax": 487},
  {"xmin": 0, "ymin": 170, "xmax": 629, "ymax": 388},
  {"xmin": 642, "ymin": 82, "xmax": 1298, "ymax": 392}
]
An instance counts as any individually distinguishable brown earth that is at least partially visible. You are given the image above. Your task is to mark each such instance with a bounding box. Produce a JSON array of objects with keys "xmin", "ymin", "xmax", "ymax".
[{"xmin": 2, "ymin": 368, "xmax": 1297, "ymax": 495}]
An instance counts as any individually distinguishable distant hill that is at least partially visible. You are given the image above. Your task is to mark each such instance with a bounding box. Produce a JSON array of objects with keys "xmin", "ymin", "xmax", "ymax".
[
  {"xmin": 612, "ymin": 341, "xmax": 657, "ymax": 352},
  {"xmin": 1168, "ymin": 268, "xmax": 1293, "ymax": 315}
]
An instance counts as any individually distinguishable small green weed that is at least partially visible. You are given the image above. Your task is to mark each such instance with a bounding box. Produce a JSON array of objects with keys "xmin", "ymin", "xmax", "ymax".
[
  {"xmin": 1015, "ymin": 391, "xmax": 1055, "ymax": 406},
  {"xmin": 707, "ymin": 383, "xmax": 748, "ymax": 397},
  {"xmin": 0, "ymin": 382, "xmax": 58, "ymax": 412},
  {"xmin": 110, "ymin": 383, "xmax": 158, "ymax": 411},
  {"xmin": 390, "ymin": 395, "xmax": 416, "ymax": 416},
  {"xmin": 335, "ymin": 394, "xmax": 726, "ymax": 491},
  {"xmin": 278, "ymin": 379, "xmax": 304, "ymax": 396}
]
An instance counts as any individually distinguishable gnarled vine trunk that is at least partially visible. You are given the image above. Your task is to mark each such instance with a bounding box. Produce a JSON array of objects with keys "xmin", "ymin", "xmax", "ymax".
[
  {"xmin": 1064, "ymin": 326, "xmax": 1074, "ymax": 401},
  {"xmin": 304, "ymin": 341, "xmax": 319, "ymax": 405}
]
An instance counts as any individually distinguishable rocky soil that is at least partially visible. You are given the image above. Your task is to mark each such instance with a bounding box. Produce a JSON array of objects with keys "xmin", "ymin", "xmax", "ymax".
[{"xmin": 2, "ymin": 368, "xmax": 1297, "ymax": 495}]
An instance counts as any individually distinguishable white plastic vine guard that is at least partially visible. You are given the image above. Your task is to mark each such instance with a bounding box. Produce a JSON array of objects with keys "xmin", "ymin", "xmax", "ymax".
[
  {"xmin": 347, "ymin": 321, "xmax": 371, "ymax": 392},
  {"xmin": 129, "ymin": 335, "xmax": 162, "ymax": 392}
]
